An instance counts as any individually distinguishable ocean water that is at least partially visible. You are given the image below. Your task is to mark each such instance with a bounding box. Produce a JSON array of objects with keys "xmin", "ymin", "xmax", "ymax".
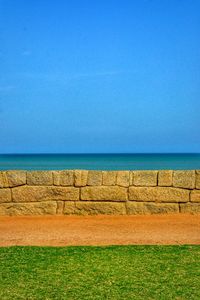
[{"xmin": 0, "ymin": 154, "xmax": 200, "ymax": 170}]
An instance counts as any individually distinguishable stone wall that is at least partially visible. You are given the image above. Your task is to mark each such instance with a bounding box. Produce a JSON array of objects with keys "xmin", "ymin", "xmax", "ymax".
[{"xmin": 0, "ymin": 170, "xmax": 200, "ymax": 216}]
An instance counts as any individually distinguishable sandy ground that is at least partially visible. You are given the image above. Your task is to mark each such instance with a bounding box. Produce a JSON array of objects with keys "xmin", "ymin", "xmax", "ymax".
[{"xmin": 0, "ymin": 214, "xmax": 200, "ymax": 246}]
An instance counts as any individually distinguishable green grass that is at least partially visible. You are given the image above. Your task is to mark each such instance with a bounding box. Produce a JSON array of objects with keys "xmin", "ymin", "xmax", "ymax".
[{"xmin": 0, "ymin": 246, "xmax": 200, "ymax": 299}]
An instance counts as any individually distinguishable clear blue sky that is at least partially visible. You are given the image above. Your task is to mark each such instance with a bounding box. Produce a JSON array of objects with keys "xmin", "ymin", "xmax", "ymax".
[{"xmin": 0, "ymin": 0, "xmax": 200, "ymax": 153}]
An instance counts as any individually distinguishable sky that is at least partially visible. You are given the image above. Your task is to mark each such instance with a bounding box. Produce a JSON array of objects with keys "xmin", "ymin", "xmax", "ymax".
[{"xmin": 0, "ymin": 0, "xmax": 200, "ymax": 153}]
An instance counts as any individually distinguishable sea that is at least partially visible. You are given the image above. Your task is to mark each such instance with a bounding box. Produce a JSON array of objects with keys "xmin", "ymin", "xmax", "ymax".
[{"xmin": 0, "ymin": 154, "xmax": 200, "ymax": 170}]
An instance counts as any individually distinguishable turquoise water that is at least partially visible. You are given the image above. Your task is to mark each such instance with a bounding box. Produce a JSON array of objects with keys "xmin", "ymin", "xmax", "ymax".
[{"xmin": 0, "ymin": 154, "xmax": 200, "ymax": 170}]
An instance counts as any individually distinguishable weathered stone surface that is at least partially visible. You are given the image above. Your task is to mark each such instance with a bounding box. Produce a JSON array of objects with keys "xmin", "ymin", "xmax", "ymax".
[
  {"xmin": 57, "ymin": 201, "xmax": 64, "ymax": 214},
  {"xmin": 74, "ymin": 170, "xmax": 88, "ymax": 186},
  {"xmin": 180, "ymin": 203, "xmax": 200, "ymax": 214},
  {"xmin": 173, "ymin": 170, "xmax": 195, "ymax": 189},
  {"xmin": 64, "ymin": 201, "xmax": 126, "ymax": 215},
  {"xmin": 7, "ymin": 170, "xmax": 27, "ymax": 187},
  {"xmin": 196, "ymin": 174, "xmax": 200, "ymax": 189},
  {"xmin": 158, "ymin": 170, "xmax": 172, "ymax": 187},
  {"xmin": 0, "ymin": 172, "xmax": 8, "ymax": 188},
  {"xmin": 116, "ymin": 171, "xmax": 130, "ymax": 187},
  {"xmin": 12, "ymin": 186, "xmax": 79, "ymax": 202},
  {"xmin": 81, "ymin": 186, "xmax": 127, "ymax": 202},
  {"xmin": 129, "ymin": 187, "xmax": 189, "ymax": 203},
  {"xmin": 196, "ymin": 170, "xmax": 200, "ymax": 174},
  {"xmin": 190, "ymin": 190, "xmax": 200, "ymax": 202},
  {"xmin": 133, "ymin": 171, "xmax": 157, "ymax": 186},
  {"xmin": 102, "ymin": 171, "xmax": 117, "ymax": 185},
  {"xmin": 0, "ymin": 201, "xmax": 57, "ymax": 216},
  {"xmin": 126, "ymin": 202, "xmax": 179, "ymax": 215},
  {"xmin": 87, "ymin": 171, "xmax": 102, "ymax": 185},
  {"xmin": 63, "ymin": 202, "xmax": 76, "ymax": 214},
  {"xmin": 27, "ymin": 171, "xmax": 53, "ymax": 186},
  {"xmin": 0, "ymin": 189, "xmax": 12, "ymax": 203},
  {"xmin": 53, "ymin": 170, "xmax": 74, "ymax": 186}
]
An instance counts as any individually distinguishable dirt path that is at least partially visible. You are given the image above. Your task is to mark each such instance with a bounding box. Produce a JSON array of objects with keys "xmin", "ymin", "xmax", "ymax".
[{"xmin": 0, "ymin": 214, "xmax": 200, "ymax": 246}]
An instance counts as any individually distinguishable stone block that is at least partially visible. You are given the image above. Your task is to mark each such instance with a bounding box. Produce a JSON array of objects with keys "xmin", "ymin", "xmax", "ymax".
[
  {"xmin": 0, "ymin": 188, "xmax": 12, "ymax": 203},
  {"xmin": 57, "ymin": 201, "xmax": 64, "ymax": 214},
  {"xmin": 0, "ymin": 172, "xmax": 8, "ymax": 188},
  {"xmin": 0, "ymin": 171, "xmax": 26, "ymax": 188},
  {"xmin": 133, "ymin": 171, "xmax": 157, "ymax": 186},
  {"xmin": 196, "ymin": 174, "xmax": 200, "ymax": 189},
  {"xmin": 64, "ymin": 201, "xmax": 126, "ymax": 215},
  {"xmin": 180, "ymin": 203, "xmax": 200, "ymax": 214},
  {"xmin": 190, "ymin": 190, "xmax": 200, "ymax": 202},
  {"xmin": 81, "ymin": 186, "xmax": 127, "ymax": 202},
  {"xmin": 87, "ymin": 171, "xmax": 102, "ymax": 185},
  {"xmin": 0, "ymin": 201, "xmax": 57, "ymax": 216},
  {"xmin": 126, "ymin": 202, "xmax": 179, "ymax": 215},
  {"xmin": 196, "ymin": 170, "xmax": 200, "ymax": 174},
  {"xmin": 173, "ymin": 170, "xmax": 195, "ymax": 189},
  {"xmin": 129, "ymin": 187, "xmax": 189, "ymax": 203},
  {"xmin": 102, "ymin": 171, "xmax": 117, "ymax": 185},
  {"xmin": 63, "ymin": 202, "xmax": 76, "ymax": 214},
  {"xmin": 158, "ymin": 170, "xmax": 172, "ymax": 186},
  {"xmin": 53, "ymin": 170, "xmax": 74, "ymax": 186},
  {"xmin": 12, "ymin": 186, "xmax": 79, "ymax": 202},
  {"xmin": 116, "ymin": 171, "xmax": 130, "ymax": 187},
  {"xmin": 74, "ymin": 170, "xmax": 88, "ymax": 186},
  {"xmin": 27, "ymin": 171, "xmax": 53, "ymax": 186}
]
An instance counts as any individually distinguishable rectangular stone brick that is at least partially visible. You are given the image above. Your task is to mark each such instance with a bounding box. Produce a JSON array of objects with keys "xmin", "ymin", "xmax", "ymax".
[
  {"xmin": 0, "ymin": 188, "xmax": 12, "ymax": 203},
  {"xmin": 57, "ymin": 201, "xmax": 64, "ymax": 214},
  {"xmin": 190, "ymin": 190, "xmax": 200, "ymax": 202},
  {"xmin": 102, "ymin": 171, "xmax": 117, "ymax": 185},
  {"xmin": 53, "ymin": 170, "xmax": 74, "ymax": 186},
  {"xmin": 0, "ymin": 171, "xmax": 26, "ymax": 188},
  {"xmin": 0, "ymin": 172, "xmax": 8, "ymax": 188},
  {"xmin": 64, "ymin": 201, "xmax": 126, "ymax": 215},
  {"xmin": 129, "ymin": 187, "xmax": 189, "ymax": 203},
  {"xmin": 74, "ymin": 170, "xmax": 88, "ymax": 186},
  {"xmin": 12, "ymin": 186, "xmax": 79, "ymax": 202},
  {"xmin": 196, "ymin": 174, "xmax": 200, "ymax": 189},
  {"xmin": 87, "ymin": 171, "xmax": 102, "ymax": 185},
  {"xmin": 133, "ymin": 171, "xmax": 157, "ymax": 186},
  {"xmin": 116, "ymin": 171, "xmax": 130, "ymax": 187},
  {"xmin": 158, "ymin": 170, "xmax": 172, "ymax": 186},
  {"xmin": 27, "ymin": 171, "xmax": 53, "ymax": 186},
  {"xmin": 173, "ymin": 170, "xmax": 195, "ymax": 189},
  {"xmin": 180, "ymin": 203, "xmax": 200, "ymax": 214},
  {"xmin": 126, "ymin": 202, "xmax": 179, "ymax": 215},
  {"xmin": 81, "ymin": 186, "xmax": 127, "ymax": 202},
  {"xmin": 0, "ymin": 201, "xmax": 57, "ymax": 216}
]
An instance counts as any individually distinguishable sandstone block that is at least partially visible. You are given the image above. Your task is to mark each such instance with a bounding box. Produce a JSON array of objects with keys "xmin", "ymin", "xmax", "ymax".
[
  {"xmin": 0, "ymin": 172, "xmax": 8, "ymax": 188},
  {"xmin": 63, "ymin": 202, "xmax": 76, "ymax": 214},
  {"xmin": 87, "ymin": 171, "xmax": 102, "ymax": 185},
  {"xmin": 126, "ymin": 202, "xmax": 179, "ymax": 215},
  {"xmin": 116, "ymin": 171, "xmax": 130, "ymax": 187},
  {"xmin": 64, "ymin": 201, "xmax": 126, "ymax": 215},
  {"xmin": 173, "ymin": 170, "xmax": 195, "ymax": 189},
  {"xmin": 81, "ymin": 186, "xmax": 127, "ymax": 202},
  {"xmin": 180, "ymin": 203, "xmax": 200, "ymax": 214},
  {"xmin": 12, "ymin": 186, "xmax": 79, "ymax": 202},
  {"xmin": 133, "ymin": 171, "xmax": 157, "ymax": 186},
  {"xmin": 57, "ymin": 201, "xmax": 64, "ymax": 214},
  {"xmin": 53, "ymin": 170, "xmax": 74, "ymax": 186},
  {"xmin": 0, "ymin": 188, "xmax": 12, "ymax": 203},
  {"xmin": 190, "ymin": 190, "xmax": 200, "ymax": 202},
  {"xmin": 102, "ymin": 171, "xmax": 117, "ymax": 185},
  {"xmin": 0, "ymin": 201, "xmax": 57, "ymax": 216},
  {"xmin": 158, "ymin": 170, "xmax": 172, "ymax": 186},
  {"xmin": 195, "ymin": 174, "xmax": 200, "ymax": 189},
  {"xmin": 27, "ymin": 171, "xmax": 53, "ymax": 185},
  {"xmin": 74, "ymin": 170, "xmax": 88, "ymax": 186},
  {"xmin": 6, "ymin": 170, "xmax": 27, "ymax": 187},
  {"xmin": 129, "ymin": 187, "xmax": 189, "ymax": 203}
]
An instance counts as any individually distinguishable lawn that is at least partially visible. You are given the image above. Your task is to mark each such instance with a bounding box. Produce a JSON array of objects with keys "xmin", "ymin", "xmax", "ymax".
[{"xmin": 0, "ymin": 245, "xmax": 200, "ymax": 299}]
